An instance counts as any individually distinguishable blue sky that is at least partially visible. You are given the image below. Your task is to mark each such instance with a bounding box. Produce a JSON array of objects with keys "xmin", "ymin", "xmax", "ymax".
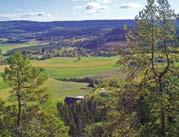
[{"xmin": 0, "ymin": 0, "xmax": 178, "ymax": 21}]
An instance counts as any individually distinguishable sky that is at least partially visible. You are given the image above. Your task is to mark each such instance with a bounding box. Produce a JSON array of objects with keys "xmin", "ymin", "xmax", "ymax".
[{"xmin": 0, "ymin": 0, "xmax": 178, "ymax": 21}]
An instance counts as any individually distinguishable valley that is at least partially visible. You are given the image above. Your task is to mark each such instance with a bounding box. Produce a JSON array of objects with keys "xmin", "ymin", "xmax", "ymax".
[
  {"xmin": 0, "ymin": 45, "xmax": 120, "ymax": 102},
  {"xmin": 0, "ymin": 19, "xmax": 178, "ymax": 103},
  {"xmin": 0, "ymin": 16, "xmax": 178, "ymax": 136}
]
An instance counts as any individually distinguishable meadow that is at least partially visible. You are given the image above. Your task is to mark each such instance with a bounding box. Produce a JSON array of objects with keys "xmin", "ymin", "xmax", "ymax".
[
  {"xmin": 0, "ymin": 55, "xmax": 119, "ymax": 102},
  {"xmin": 0, "ymin": 41, "xmax": 44, "ymax": 54},
  {"xmin": 31, "ymin": 56, "xmax": 119, "ymax": 78},
  {"xmin": 0, "ymin": 43, "xmax": 178, "ymax": 102},
  {"xmin": 0, "ymin": 77, "xmax": 90, "ymax": 102}
]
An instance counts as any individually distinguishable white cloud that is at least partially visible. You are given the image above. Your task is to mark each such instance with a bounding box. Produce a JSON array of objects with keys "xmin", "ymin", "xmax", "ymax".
[
  {"xmin": 97, "ymin": 0, "xmax": 112, "ymax": 4},
  {"xmin": 119, "ymin": 2, "xmax": 143, "ymax": 9},
  {"xmin": 85, "ymin": 2, "xmax": 107, "ymax": 13},
  {"xmin": 73, "ymin": 0, "xmax": 113, "ymax": 13},
  {"xmin": 73, "ymin": 0, "xmax": 112, "ymax": 3},
  {"xmin": 0, "ymin": 12, "xmax": 53, "ymax": 21},
  {"xmin": 0, "ymin": 16, "xmax": 11, "ymax": 21},
  {"xmin": 20, "ymin": 12, "xmax": 52, "ymax": 18}
]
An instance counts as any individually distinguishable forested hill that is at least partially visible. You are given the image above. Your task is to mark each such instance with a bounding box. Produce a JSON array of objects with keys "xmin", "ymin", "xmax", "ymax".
[
  {"xmin": 0, "ymin": 19, "xmax": 179, "ymax": 34},
  {"xmin": 0, "ymin": 20, "xmax": 135, "ymax": 41},
  {"xmin": 0, "ymin": 20, "xmax": 136, "ymax": 32},
  {"xmin": 0, "ymin": 20, "xmax": 178, "ymax": 50}
]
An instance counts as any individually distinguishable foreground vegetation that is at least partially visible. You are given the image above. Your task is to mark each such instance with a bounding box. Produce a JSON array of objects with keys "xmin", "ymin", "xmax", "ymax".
[{"xmin": 0, "ymin": 52, "xmax": 69, "ymax": 136}]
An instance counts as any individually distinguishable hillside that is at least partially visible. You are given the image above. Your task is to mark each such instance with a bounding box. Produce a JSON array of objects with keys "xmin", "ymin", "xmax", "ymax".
[
  {"xmin": 1, "ymin": 20, "xmax": 179, "ymax": 50},
  {"xmin": 0, "ymin": 20, "xmax": 135, "ymax": 39}
]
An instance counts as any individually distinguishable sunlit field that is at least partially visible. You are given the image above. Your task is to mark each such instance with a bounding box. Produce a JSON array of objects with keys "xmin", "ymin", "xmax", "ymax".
[
  {"xmin": 31, "ymin": 56, "xmax": 119, "ymax": 78},
  {"xmin": 0, "ymin": 56, "xmax": 119, "ymax": 102}
]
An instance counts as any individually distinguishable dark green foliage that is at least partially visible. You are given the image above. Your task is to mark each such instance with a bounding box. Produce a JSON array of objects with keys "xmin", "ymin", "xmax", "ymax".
[
  {"xmin": 57, "ymin": 101, "xmax": 94, "ymax": 137},
  {"xmin": 118, "ymin": 0, "xmax": 178, "ymax": 136},
  {"xmin": 0, "ymin": 51, "xmax": 69, "ymax": 137},
  {"xmin": 57, "ymin": 91, "xmax": 112, "ymax": 137}
]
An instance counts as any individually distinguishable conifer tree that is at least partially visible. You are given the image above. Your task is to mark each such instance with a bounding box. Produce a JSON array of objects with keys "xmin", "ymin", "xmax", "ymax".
[
  {"xmin": 1, "ymin": 51, "xmax": 69, "ymax": 137},
  {"xmin": 118, "ymin": 0, "xmax": 178, "ymax": 136}
]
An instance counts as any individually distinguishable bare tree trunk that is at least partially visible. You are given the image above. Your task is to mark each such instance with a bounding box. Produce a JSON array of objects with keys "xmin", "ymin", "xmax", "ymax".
[
  {"xmin": 159, "ymin": 77, "xmax": 166, "ymax": 137},
  {"xmin": 17, "ymin": 94, "xmax": 22, "ymax": 126},
  {"xmin": 16, "ymin": 68, "xmax": 23, "ymax": 136}
]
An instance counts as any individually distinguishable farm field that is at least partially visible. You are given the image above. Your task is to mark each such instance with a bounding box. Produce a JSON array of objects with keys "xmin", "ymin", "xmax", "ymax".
[
  {"xmin": 176, "ymin": 62, "xmax": 179, "ymax": 66},
  {"xmin": 0, "ymin": 41, "xmax": 46, "ymax": 54},
  {"xmin": 31, "ymin": 56, "xmax": 119, "ymax": 79},
  {"xmin": 0, "ymin": 56, "xmax": 119, "ymax": 102},
  {"xmin": 0, "ymin": 77, "xmax": 90, "ymax": 102},
  {"xmin": 44, "ymin": 78, "xmax": 90, "ymax": 102}
]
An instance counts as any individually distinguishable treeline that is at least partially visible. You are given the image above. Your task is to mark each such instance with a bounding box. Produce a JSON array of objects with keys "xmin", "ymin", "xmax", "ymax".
[
  {"xmin": 0, "ymin": 52, "xmax": 69, "ymax": 136},
  {"xmin": 6, "ymin": 44, "xmax": 120, "ymax": 60}
]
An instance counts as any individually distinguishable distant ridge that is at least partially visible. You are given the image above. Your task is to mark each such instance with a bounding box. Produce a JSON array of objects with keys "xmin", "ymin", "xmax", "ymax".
[
  {"xmin": 0, "ymin": 20, "xmax": 136, "ymax": 46},
  {"xmin": 0, "ymin": 19, "xmax": 135, "ymax": 23},
  {"xmin": 0, "ymin": 19, "xmax": 178, "ymax": 47},
  {"xmin": 177, "ymin": 14, "xmax": 179, "ymax": 19},
  {"xmin": 0, "ymin": 20, "xmax": 136, "ymax": 34}
]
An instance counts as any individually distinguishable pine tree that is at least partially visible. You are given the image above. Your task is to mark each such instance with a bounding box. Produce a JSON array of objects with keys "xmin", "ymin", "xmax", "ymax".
[
  {"xmin": 136, "ymin": 0, "xmax": 177, "ymax": 136},
  {"xmin": 117, "ymin": 0, "xmax": 178, "ymax": 136},
  {"xmin": 1, "ymin": 51, "xmax": 69, "ymax": 137}
]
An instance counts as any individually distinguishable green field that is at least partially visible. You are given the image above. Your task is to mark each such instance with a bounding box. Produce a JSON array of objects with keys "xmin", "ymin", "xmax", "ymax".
[
  {"xmin": 0, "ymin": 41, "xmax": 46, "ymax": 54},
  {"xmin": 0, "ymin": 77, "xmax": 90, "ymax": 102},
  {"xmin": 0, "ymin": 42, "xmax": 32, "ymax": 54},
  {"xmin": 31, "ymin": 56, "xmax": 119, "ymax": 78},
  {"xmin": 0, "ymin": 76, "xmax": 9, "ymax": 99},
  {"xmin": 0, "ymin": 44, "xmax": 177, "ymax": 102},
  {"xmin": 44, "ymin": 78, "xmax": 90, "ymax": 102},
  {"xmin": 0, "ymin": 56, "xmax": 118, "ymax": 102}
]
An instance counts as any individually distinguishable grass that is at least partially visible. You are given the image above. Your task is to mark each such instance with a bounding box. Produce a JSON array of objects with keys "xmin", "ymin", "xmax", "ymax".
[
  {"xmin": 0, "ymin": 77, "xmax": 90, "ymax": 102},
  {"xmin": 0, "ymin": 76, "xmax": 9, "ymax": 99},
  {"xmin": 0, "ymin": 54, "xmax": 177, "ymax": 102},
  {"xmin": 0, "ymin": 56, "xmax": 118, "ymax": 102},
  {"xmin": 44, "ymin": 78, "xmax": 90, "ymax": 102},
  {"xmin": 0, "ymin": 41, "xmax": 45, "ymax": 54},
  {"xmin": 0, "ymin": 41, "xmax": 119, "ymax": 79},
  {"xmin": 31, "ymin": 56, "xmax": 119, "ymax": 78},
  {"xmin": 0, "ymin": 41, "xmax": 120, "ymax": 102},
  {"xmin": 176, "ymin": 62, "xmax": 179, "ymax": 67}
]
